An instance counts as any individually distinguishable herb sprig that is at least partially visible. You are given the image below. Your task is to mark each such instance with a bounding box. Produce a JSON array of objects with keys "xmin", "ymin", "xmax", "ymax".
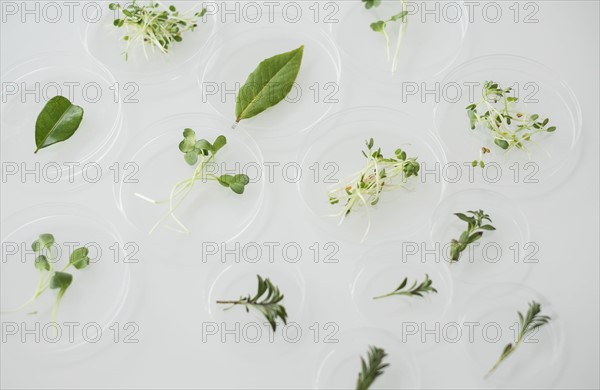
[
  {"xmin": 356, "ymin": 346, "xmax": 389, "ymax": 390},
  {"xmin": 2, "ymin": 234, "xmax": 90, "ymax": 325},
  {"xmin": 216, "ymin": 275, "xmax": 287, "ymax": 332},
  {"xmin": 135, "ymin": 129, "xmax": 250, "ymax": 234},
  {"xmin": 486, "ymin": 301, "xmax": 551, "ymax": 378},
  {"xmin": 328, "ymin": 138, "xmax": 419, "ymax": 241},
  {"xmin": 449, "ymin": 210, "xmax": 495, "ymax": 262},
  {"xmin": 373, "ymin": 274, "xmax": 437, "ymax": 300},
  {"xmin": 110, "ymin": 1, "xmax": 207, "ymax": 60},
  {"xmin": 466, "ymin": 81, "xmax": 557, "ymax": 153}
]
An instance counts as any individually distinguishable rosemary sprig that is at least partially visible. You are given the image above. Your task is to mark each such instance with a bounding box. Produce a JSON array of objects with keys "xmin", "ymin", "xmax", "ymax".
[
  {"xmin": 216, "ymin": 275, "xmax": 287, "ymax": 332},
  {"xmin": 486, "ymin": 301, "xmax": 551, "ymax": 378},
  {"xmin": 373, "ymin": 274, "xmax": 437, "ymax": 300},
  {"xmin": 449, "ymin": 209, "xmax": 495, "ymax": 262},
  {"xmin": 466, "ymin": 81, "xmax": 556, "ymax": 154},
  {"xmin": 356, "ymin": 346, "xmax": 389, "ymax": 390},
  {"xmin": 328, "ymin": 138, "xmax": 419, "ymax": 241}
]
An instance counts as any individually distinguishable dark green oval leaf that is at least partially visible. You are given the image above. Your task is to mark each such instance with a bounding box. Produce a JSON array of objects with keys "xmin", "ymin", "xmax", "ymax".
[{"xmin": 35, "ymin": 96, "xmax": 84, "ymax": 153}]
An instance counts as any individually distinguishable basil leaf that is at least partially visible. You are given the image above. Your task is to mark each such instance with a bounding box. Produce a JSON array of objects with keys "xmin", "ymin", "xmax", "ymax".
[
  {"xmin": 35, "ymin": 96, "xmax": 84, "ymax": 153},
  {"xmin": 235, "ymin": 45, "xmax": 304, "ymax": 123}
]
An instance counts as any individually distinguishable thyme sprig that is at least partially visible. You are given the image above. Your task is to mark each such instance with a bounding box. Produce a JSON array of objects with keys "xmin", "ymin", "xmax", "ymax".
[
  {"xmin": 373, "ymin": 274, "xmax": 437, "ymax": 300},
  {"xmin": 356, "ymin": 346, "xmax": 389, "ymax": 390},
  {"xmin": 449, "ymin": 209, "xmax": 495, "ymax": 262}
]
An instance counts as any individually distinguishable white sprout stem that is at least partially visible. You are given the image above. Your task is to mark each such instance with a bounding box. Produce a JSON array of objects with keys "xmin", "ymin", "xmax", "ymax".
[{"xmin": 391, "ymin": 0, "xmax": 408, "ymax": 73}]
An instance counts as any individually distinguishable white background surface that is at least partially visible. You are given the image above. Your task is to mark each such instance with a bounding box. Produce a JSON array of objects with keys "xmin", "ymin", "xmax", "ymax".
[{"xmin": 1, "ymin": 0, "xmax": 599, "ymax": 389}]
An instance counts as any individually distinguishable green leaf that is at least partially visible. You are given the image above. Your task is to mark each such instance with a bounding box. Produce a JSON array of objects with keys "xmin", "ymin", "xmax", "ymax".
[
  {"xmin": 230, "ymin": 182, "xmax": 245, "ymax": 194},
  {"xmin": 34, "ymin": 255, "xmax": 50, "ymax": 271},
  {"xmin": 370, "ymin": 20, "xmax": 386, "ymax": 33},
  {"xmin": 35, "ymin": 96, "xmax": 84, "ymax": 153},
  {"xmin": 183, "ymin": 128, "xmax": 196, "ymax": 140},
  {"xmin": 69, "ymin": 247, "xmax": 90, "ymax": 270},
  {"xmin": 454, "ymin": 213, "xmax": 475, "ymax": 224},
  {"xmin": 479, "ymin": 225, "xmax": 496, "ymax": 231},
  {"xmin": 212, "ymin": 135, "xmax": 227, "ymax": 153},
  {"xmin": 195, "ymin": 139, "xmax": 214, "ymax": 153},
  {"xmin": 32, "ymin": 233, "xmax": 55, "ymax": 252},
  {"xmin": 468, "ymin": 109, "xmax": 478, "ymax": 129},
  {"xmin": 494, "ymin": 138, "xmax": 509, "ymax": 150},
  {"xmin": 547, "ymin": 126, "xmax": 557, "ymax": 132},
  {"xmin": 468, "ymin": 231, "xmax": 483, "ymax": 243},
  {"xmin": 362, "ymin": 0, "xmax": 381, "ymax": 9},
  {"xmin": 390, "ymin": 10, "xmax": 408, "ymax": 21},
  {"xmin": 50, "ymin": 272, "xmax": 73, "ymax": 290},
  {"xmin": 184, "ymin": 151, "xmax": 198, "ymax": 166},
  {"xmin": 233, "ymin": 174, "xmax": 250, "ymax": 186},
  {"xmin": 235, "ymin": 45, "xmax": 304, "ymax": 123},
  {"xmin": 179, "ymin": 139, "xmax": 195, "ymax": 153}
]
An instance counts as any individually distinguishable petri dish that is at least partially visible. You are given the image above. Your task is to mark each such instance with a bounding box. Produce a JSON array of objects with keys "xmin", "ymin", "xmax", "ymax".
[
  {"xmin": 197, "ymin": 18, "xmax": 342, "ymax": 138},
  {"xmin": 351, "ymin": 242, "xmax": 453, "ymax": 350},
  {"xmin": 82, "ymin": 0, "xmax": 216, "ymax": 86},
  {"xmin": 0, "ymin": 203, "xmax": 132, "ymax": 356},
  {"xmin": 430, "ymin": 189, "xmax": 533, "ymax": 285},
  {"xmin": 116, "ymin": 113, "xmax": 265, "ymax": 264},
  {"xmin": 433, "ymin": 55, "xmax": 582, "ymax": 197},
  {"xmin": 315, "ymin": 327, "xmax": 420, "ymax": 389},
  {"xmin": 331, "ymin": 0, "xmax": 469, "ymax": 81},
  {"xmin": 297, "ymin": 106, "xmax": 447, "ymax": 245},
  {"xmin": 0, "ymin": 52, "xmax": 123, "ymax": 190},
  {"xmin": 459, "ymin": 283, "xmax": 564, "ymax": 388}
]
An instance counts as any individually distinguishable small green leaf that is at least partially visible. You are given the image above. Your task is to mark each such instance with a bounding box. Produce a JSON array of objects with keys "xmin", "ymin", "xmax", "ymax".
[
  {"xmin": 230, "ymin": 182, "xmax": 245, "ymax": 194},
  {"xmin": 179, "ymin": 139, "xmax": 195, "ymax": 153},
  {"xmin": 32, "ymin": 233, "xmax": 55, "ymax": 252},
  {"xmin": 494, "ymin": 139, "xmax": 509, "ymax": 149},
  {"xmin": 547, "ymin": 126, "xmax": 557, "ymax": 132},
  {"xmin": 235, "ymin": 46, "xmax": 304, "ymax": 123},
  {"xmin": 183, "ymin": 128, "xmax": 196, "ymax": 140},
  {"xmin": 35, "ymin": 96, "xmax": 84, "ymax": 153},
  {"xmin": 479, "ymin": 225, "xmax": 496, "ymax": 231},
  {"xmin": 69, "ymin": 247, "xmax": 90, "ymax": 270},
  {"xmin": 468, "ymin": 109, "xmax": 478, "ymax": 129},
  {"xmin": 212, "ymin": 135, "xmax": 227, "ymax": 154},
  {"xmin": 34, "ymin": 255, "xmax": 50, "ymax": 271},
  {"xmin": 50, "ymin": 272, "xmax": 73, "ymax": 290},
  {"xmin": 370, "ymin": 20, "xmax": 386, "ymax": 33},
  {"xmin": 184, "ymin": 151, "xmax": 198, "ymax": 166},
  {"xmin": 195, "ymin": 139, "xmax": 214, "ymax": 153},
  {"xmin": 390, "ymin": 10, "xmax": 408, "ymax": 21}
]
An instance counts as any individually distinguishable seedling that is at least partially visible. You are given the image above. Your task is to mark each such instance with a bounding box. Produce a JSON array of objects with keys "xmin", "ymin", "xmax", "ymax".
[
  {"xmin": 216, "ymin": 275, "xmax": 287, "ymax": 332},
  {"xmin": 373, "ymin": 274, "xmax": 437, "ymax": 300},
  {"xmin": 466, "ymin": 81, "xmax": 557, "ymax": 153},
  {"xmin": 135, "ymin": 129, "xmax": 250, "ymax": 234},
  {"xmin": 449, "ymin": 210, "xmax": 495, "ymax": 262},
  {"xmin": 109, "ymin": 1, "xmax": 207, "ymax": 60},
  {"xmin": 2, "ymin": 234, "xmax": 91, "ymax": 326},
  {"xmin": 486, "ymin": 301, "xmax": 551, "ymax": 378},
  {"xmin": 356, "ymin": 346, "xmax": 389, "ymax": 390},
  {"xmin": 328, "ymin": 138, "xmax": 420, "ymax": 241},
  {"xmin": 35, "ymin": 96, "xmax": 84, "ymax": 153},
  {"xmin": 369, "ymin": 0, "xmax": 408, "ymax": 73},
  {"xmin": 362, "ymin": 0, "xmax": 381, "ymax": 9},
  {"xmin": 472, "ymin": 146, "xmax": 491, "ymax": 168}
]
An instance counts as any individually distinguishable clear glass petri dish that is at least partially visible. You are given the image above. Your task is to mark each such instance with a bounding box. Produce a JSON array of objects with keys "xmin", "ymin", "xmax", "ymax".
[
  {"xmin": 331, "ymin": 0, "xmax": 469, "ymax": 81},
  {"xmin": 0, "ymin": 203, "xmax": 132, "ymax": 356},
  {"xmin": 433, "ymin": 55, "xmax": 582, "ymax": 197},
  {"xmin": 297, "ymin": 106, "xmax": 447, "ymax": 245},
  {"xmin": 205, "ymin": 263, "xmax": 305, "ymax": 353},
  {"xmin": 459, "ymin": 283, "xmax": 564, "ymax": 388},
  {"xmin": 315, "ymin": 327, "xmax": 421, "ymax": 389},
  {"xmin": 81, "ymin": 1, "xmax": 216, "ymax": 86},
  {"xmin": 351, "ymin": 242, "xmax": 453, "ymax": 351},
  {"xmin": 197, "ymin": 18, "xmax": 342, "ymax": 138},
  {"xmin": 115, "ymin": 113, "xmax": 265, "ymax": 264},
  {"xmin": 0, "ymin": 52, "xmax": 123, "ymax": 191},
  {"xmin": 430, "ymin": 189, "xmax": 532, "ymax": 286}
]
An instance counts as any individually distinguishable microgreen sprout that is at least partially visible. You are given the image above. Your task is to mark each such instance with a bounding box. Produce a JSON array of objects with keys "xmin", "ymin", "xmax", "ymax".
[
  {"xmin": 216, "ymin": 275, "xmax": 287, "ymax": 332},
  {"xmin": 486, "ymin": 301, "xmax": 551, "ymax": 378},
  {"xmin": 135, "ymin": 129, "xmax": 250, "ymax": 234},
  {"xmin": 369, "ymin": 0, "xmax": 408, "ymax": 73},
  {"xmin": 328, "ymin": 138, "xmax": 419, "ymax": 241},
  {"xmin": 362, "ymin": 0, "xmax": 381, "ymax": 9},
  {"xmin": 109, "ymin": 1, "xmax": 207, "ymax": 60},
  {"xmin": 466, "ymin": 81, "xmax": 557, "ymax": 154},
  {"xmin": 472, "ymin": 146, "xmax": 491, "ymax": 168},
  {"xmin": 356, "ymin": 346, "xmax": 389, "ymax": 390},
  {"xmin": 449, "ymin": 210, "xmax": 495, "ymax": 262},
  {"xmin": 2, "ymin": 234, "xmax": 91, "ymax": 326},
  {"xmin": 373, "ymin": 274, "xmax": 437, "ymax": 300}
]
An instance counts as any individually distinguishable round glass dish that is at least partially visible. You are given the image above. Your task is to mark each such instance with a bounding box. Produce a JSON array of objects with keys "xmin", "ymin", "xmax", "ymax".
[
  {"xmin": 315, "ymin": 327, "xmax": 420, "ymax": 389},
  {"xmin": 459, "ymin": 284, "xmax": 564, "ymax": 388},
  {"xmin": 297, "ymin": 106, "xmax": 447, "ymax": 245},
  {"xmin": 0, "ymin": 52, "xmax": 123, "ymax": 190},
  {"xmin": 82, "ymin": 1, "xmax": 216, "ymax": 85},
  {"xmin": 331, "ymin": 0, "xmax": 468, "ymax": 80},
  {"xmin": 351, "ymin": 243, "xmax": 453, "ymax": 350},
  {"xmin": 197, "ymin": 19, "xmax": 341, "ymax": 138},
  {"xmin": 430, "ymin": 189, "xmax": 532, "ymax": 285},
  {"xmin": 433, "ymin": 55, "xmax": 582, "ymax": 197},
  {"xmin": 206, "ymin": 263, "xmax": 305, "ymax": 353},
  {"xmin": 0, "ymin": 203, "xmax": 132, "ymax": 356},
  {"xmin": 115, "ymin": 113, "xmax": 265, "ymax": 263}
]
